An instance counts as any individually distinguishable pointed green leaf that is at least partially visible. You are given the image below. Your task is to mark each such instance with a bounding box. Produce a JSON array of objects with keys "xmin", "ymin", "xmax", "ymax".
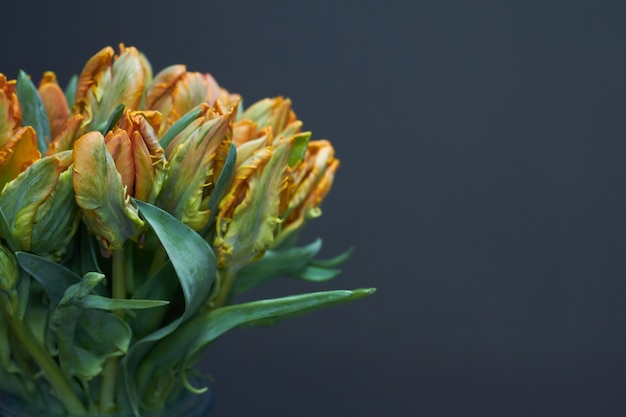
[
  {"xmin": 16, "ymin": 252, "xmax": 81, "ymax": 311},
  {"xmin": 124, "ymin": 201, "xmax": 217, "ymax": 413},
  {"xmin": 49, "ymin": 272, "xmax": 132, "ymax": 381},
  {"xmin": 16, "ymin": 70, "xmax": 51, "ymax": 154},
  {"xmin": 232, "ymin": 239, "xmax": 322, "ymax": 295},
  {"xmin": 291, "ymin": 265, "xmax": 341, "ymax": 282},
  {"xmin": 309, "ymin": 246, "xmax": 354, "ymax": 268},
  {"xmin": 96, "ymin": 103, "xmax": 125, "ymax": 135},
  {"xmin": 142, "ymin": 288, "xmax": 376, "ymax": 392},
  {"xmin": 76, "ymin": 295, "xmax": 169, "ymax": 310},
  {"xmin": 135, "ymin": 200, "xmax": 215, "ymax": 316},
  {"xmin": 64, "ymin": 74, "xmax": 78, "ymax": 108}
]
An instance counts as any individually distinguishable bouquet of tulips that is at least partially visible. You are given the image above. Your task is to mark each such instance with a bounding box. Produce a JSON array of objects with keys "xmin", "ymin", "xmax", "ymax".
[{"xmin": 0, "ymin": 44, "xmax": 373, "ymax": 416}]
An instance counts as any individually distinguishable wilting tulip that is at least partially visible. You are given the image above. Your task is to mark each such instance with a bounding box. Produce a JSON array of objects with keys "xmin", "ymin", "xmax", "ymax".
[
  {"xmin": 105, "ymin": 110, "xmax": 165, "ymax": 203},
  {"xmin": 0, "ymin": 151, "xmax": 80, "ymax": 259},
  {"xmin": 156, "ymin": 107, "xmax": 234, "ymax": 231},
  {"xmin": 73, "ymin": 45, "xmax": 148, "ymax": 132},
  {"xmin": 72, "ymin": 131, "xmax": 145, "ymax": 254},
  {"xmin": 38, "ymin": 72, "xmax": 69, "ymax": 139},
  {"xmin": 146, "ymin": 65, "xmax": 239, "ymax": 135},
  {"xmin": 0, "ymin": 74, "xmax": 41, "ymax": 189},
  {"xmin": 214, "ymin": 138, "xmax": 293, "ymax": 272},
  {"xmin": 274, "ymin": 140, "xmax": 339, "ymax": 246}
]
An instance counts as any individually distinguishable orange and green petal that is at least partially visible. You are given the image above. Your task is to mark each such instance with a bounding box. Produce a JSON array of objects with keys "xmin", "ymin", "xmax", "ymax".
[
  {"xmin": 73, "ymin": 45, "xmax": 147, "ymax": 130},
  {"xmin": 72, "ymin": 131, "xmax": 145, "ymax": 253},
  {"xmin": 0, "ymin": 154, "xmax": 66, "ymax": 251},
  {"xmin": 214, "ymin": 138, "xmax": 293, "ymax": 271},
  {"xmin": 0, "ymin": 126, "xmax": 41, "ymax": 190},
  {"xmin": 0, "ymin": 74, "xmax": 21, "ymax": 147},
  {"xmin": 156, "ymin": 110, "xmax": 234, "ymax": 230}
]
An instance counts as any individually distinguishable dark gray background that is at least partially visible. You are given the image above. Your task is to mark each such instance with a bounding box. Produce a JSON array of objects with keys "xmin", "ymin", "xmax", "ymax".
[{"xmin": 3, "ymin": 1, "xmax": 626, "ymax": 416}]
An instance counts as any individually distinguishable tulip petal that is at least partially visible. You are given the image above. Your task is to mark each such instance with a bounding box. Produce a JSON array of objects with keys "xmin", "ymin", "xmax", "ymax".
[
  {"xmin": 74, "ymin": 46, "xmax": 147, "ymax": 131},
  {"xmin": 30, "ymin": 161, "xmax": 81, "ymax": 258},
  {"xmin": 0, "ymin": 127, "xmax": 41, "ymax": 190},
  {"xmin": 0, "ymin": 155, "xmax": 63, "ymax": 251},
  {"xmin": 215, "ymin": 138, "xmax": 293, "ymax": 271},
  {"xmin": 46, "ymin": 114, "xmax": 83, "ymax": 155},
  {"xmin": 156, "ymin": 111, "xmax": 234, "ymax": 230},
  {"xmin": 0, "ymin": 74, "xmax": 21, "ymax": 147},
  {"xmin": 38, "ymin": 71, "xmax": 69, "ymax": 139},
  {"xmin": 72, "ymin": 132, "xmax": 144, "ymax": 252}
]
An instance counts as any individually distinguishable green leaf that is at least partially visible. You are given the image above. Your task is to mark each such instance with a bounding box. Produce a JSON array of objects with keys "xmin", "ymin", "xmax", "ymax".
[
  {"xmin": 16, "ymin": 252, "xmax": 81, "ymax": 312},
  {"xmin": 96, "ymin": 103, "xmax": 125, "ymax": 135},
  {"xmin": 16, "ymin": 70, "xmax": 51, "ymax": 154},
  {"xmin": 143, "ymin": 288, "xmax": 376, "ymax": 393},
  {"xmin": 49, "ymin": 272, "xmax": 132, "ymax": 381},
  {"xmin": 76, "ymin": 295, "xmax": 169, "ymax": 310},
  {"xmin": 159, "ymin": 105, "xmax": 204, "ymax": 149},
  {"xmin": 232, "ymin": 239, "xmax": 322, "ymax": 295},
  {"xmin": 309, "ymin": 246, "xmax": 355, "ymax": 268},
  {"xmin": 64, "ymin": 75, "xmax": 78, "ymax": 109},
  {"xmin": 135, "ymin": 201, "xmax": 215, "ymax": 317},
  {"xmin": 291, "ymin": 265, "xmax": 341, "ymax": 282},
  {"xmin": 123, "ymin": 201, "xmax": 217, "ymax": 413}
]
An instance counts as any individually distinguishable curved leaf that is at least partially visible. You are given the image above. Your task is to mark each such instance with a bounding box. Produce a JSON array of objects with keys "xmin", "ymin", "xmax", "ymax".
[
  {"xmin": 142, "ymin": 288, "xmax": 376, "ymax": 395},
  {"xmin": 232, "ymin": 239, "xmax": 322, "ymax": 295},
  {"xmin": 16, "ymin": 252, "xmax": 81, "ymax": 312},
  {"xmin": 122, "ymin": 201, "xmax": 217, "ymax": 413}
]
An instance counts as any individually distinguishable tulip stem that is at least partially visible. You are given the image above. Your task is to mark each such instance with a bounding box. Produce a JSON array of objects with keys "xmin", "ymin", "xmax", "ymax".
[
  {"xmin": 99, "ymin": 248, "xmax": 126, "ymax": 414},
  {"xmin": 0, "ymin": 299, "xmax": 87, "ymax": 415}
]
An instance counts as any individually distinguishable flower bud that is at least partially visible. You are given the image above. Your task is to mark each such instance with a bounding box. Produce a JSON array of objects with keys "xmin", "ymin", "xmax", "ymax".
[
  {"xmin": 72, "ymin": 131, "xmax": 145, "ymax": 254},
  {"xmin": 0, "ymin": 152, "xmax": 79, "ymax": 258},
  {"xmin": 274, "ymin": 140, "xmax": 339, "ymax": 246},
  {"xmin": 239, "ymin": 97, "xmax": 301, "ymax": 138},
  {"xmin": 38, "ymin": 71, "xmax": 69, "ymax": 139},
  {"xmin": 73, "ymin": 45, "xmax": 148, "ymax": 131},
  {"xmin": 105, "ymin": 110, "xmax": 165, "ymax": 203},
  {"xmin": 214, "ymin": 138, "xmax": 293, "ymax": 272},
  {"xmin": 156, "ymin": 107, "xmax": 234, "ymax": 231},
  {"xmin": 146, "ymin": 65, "xmax": 238, "ymax": 135}
]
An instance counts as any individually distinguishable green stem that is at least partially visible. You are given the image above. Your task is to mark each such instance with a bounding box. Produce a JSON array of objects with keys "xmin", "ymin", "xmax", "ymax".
[
  {"xmin": 207, "ymin": 269, "xmax": 235, "ymax": 310},
  {"xmin": 0, "ymin": 301, "xmax": 86, "ymax": 414},
  {"xmin": 99, "ymin": 249, "xmax": 126, "ymax": 414}
]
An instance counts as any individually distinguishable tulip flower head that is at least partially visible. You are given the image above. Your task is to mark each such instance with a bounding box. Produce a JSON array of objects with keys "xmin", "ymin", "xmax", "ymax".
[{"xmin": 0, "ymin": 45, "xmax": 373, "ymax": 417}]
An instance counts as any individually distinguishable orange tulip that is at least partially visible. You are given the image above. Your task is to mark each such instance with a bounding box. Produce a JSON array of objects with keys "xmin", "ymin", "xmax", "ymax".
[{"xmin": 73, "ymin": 45, "xmax": 148, "ymax": 132}]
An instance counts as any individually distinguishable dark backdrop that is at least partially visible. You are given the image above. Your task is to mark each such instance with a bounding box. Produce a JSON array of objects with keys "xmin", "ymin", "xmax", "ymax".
[{"xmin": 3, "ymin": 1, "xmax": 626, "ymax": 416}]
